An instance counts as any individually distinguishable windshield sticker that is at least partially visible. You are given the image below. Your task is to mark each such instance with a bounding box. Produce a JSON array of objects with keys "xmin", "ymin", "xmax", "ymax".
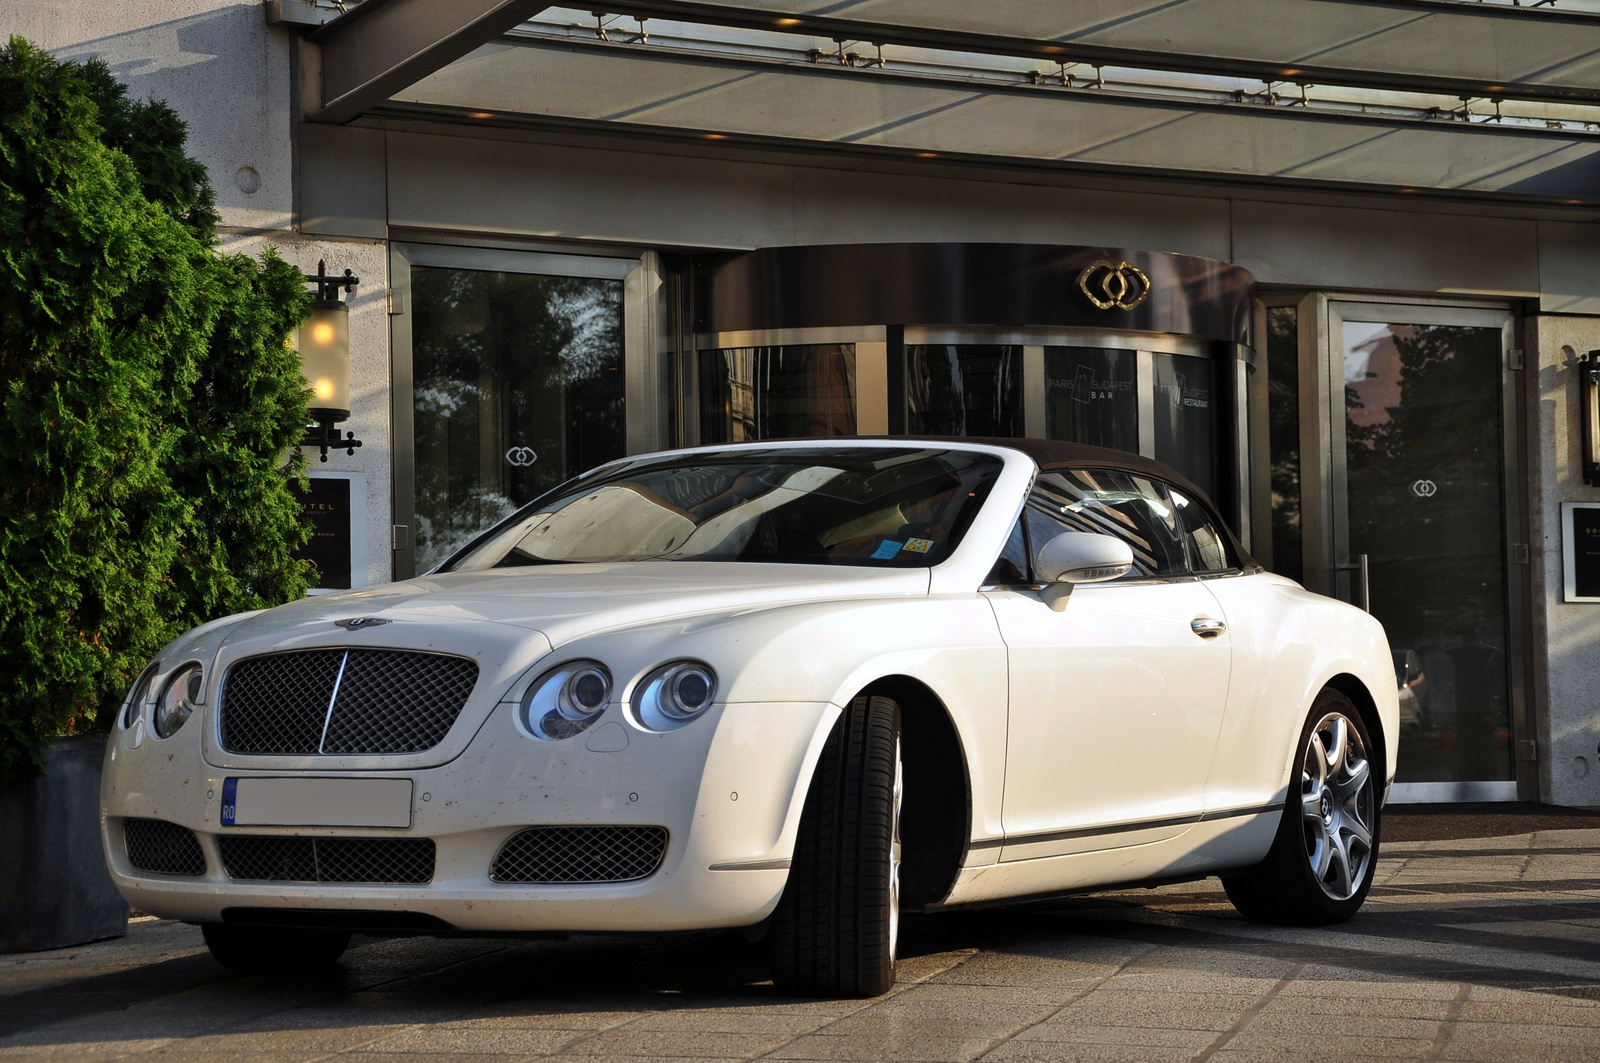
[
  {"xmin": 871, "ymin": 540, "xmax": 904, "ymax": 560},
  {"xmin": 903, "ymin": 538, "xmax": 934, "ymax": 554}
]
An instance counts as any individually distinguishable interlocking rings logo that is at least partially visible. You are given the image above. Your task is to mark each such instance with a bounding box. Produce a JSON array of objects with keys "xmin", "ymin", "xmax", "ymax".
[
  {"xmin": 1076, "ymin": 259, "xmax": 1152, "ymax": 311},
  {"xmin": 504, "ymin": 446, "xmax": 539, "ymax": 468},
  {"xmin": 1411, "ymin": 479, "xmax": 1438, "ymax": 498}
]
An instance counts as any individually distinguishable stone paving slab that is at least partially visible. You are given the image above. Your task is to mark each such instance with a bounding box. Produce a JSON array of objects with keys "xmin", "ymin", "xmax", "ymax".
[{"xmin": 4, "ymin": 828, "xmax": 1600, "ymax": 1062}]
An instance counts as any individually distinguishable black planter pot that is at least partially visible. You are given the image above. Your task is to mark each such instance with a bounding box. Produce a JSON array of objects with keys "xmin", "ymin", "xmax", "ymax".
[{"xmin": 0, "ymin": 734, "xmax": 129, "ymax": 953}]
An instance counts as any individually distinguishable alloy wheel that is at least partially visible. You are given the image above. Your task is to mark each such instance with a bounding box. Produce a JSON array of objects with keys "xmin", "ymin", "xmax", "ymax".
[
  {"xmin": 888, "ymin": 737, "xmax": 903, "ymax": 962},
  {"xmin": 1300, "ymin": 712, "xmax": 1375, "ymax": 901}
]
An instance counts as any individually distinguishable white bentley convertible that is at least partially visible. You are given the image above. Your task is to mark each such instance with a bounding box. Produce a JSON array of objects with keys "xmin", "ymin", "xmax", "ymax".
[{"xmin": 102, "ymin": 439, "xmax": 1396, "ymax": 996}]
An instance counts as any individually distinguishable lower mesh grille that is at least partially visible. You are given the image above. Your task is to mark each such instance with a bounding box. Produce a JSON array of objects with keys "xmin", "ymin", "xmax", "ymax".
[
  {"xmin": 490, "ymin": 825, "xmax": 669, "ymax": 883},
  {"xmin": 124, "ymin": 819, "xmax": 207, "ymax": 876},
  {"xmin": 219, "ymin": 836, "xmax": 435, "ymax": 884}
]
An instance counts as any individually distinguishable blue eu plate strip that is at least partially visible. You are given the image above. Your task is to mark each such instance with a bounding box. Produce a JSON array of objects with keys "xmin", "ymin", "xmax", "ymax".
[{"xmin": 220, "ymin": 777, "xmax": 238, "ymax": 826}]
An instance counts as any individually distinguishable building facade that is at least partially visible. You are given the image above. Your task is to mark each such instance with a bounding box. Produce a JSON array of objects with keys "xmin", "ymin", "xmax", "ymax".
[{"xmin": 13, "ymin": 0, "xmax": 1600, "ymax": 805}]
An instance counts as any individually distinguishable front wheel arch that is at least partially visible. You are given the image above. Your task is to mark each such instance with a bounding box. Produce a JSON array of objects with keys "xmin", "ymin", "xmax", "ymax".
[{"xmin": 857, "ymin": 676, "xmax": 970, "ymax": 910}]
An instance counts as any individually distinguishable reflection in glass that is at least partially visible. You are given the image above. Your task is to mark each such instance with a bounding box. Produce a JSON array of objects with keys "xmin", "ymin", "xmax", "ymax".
[
  {"xmin": 906, "ymin": 345, "xmax": 1022, "ymax": 437},
  {"xmin": 1342, "ymin": 322, "xmax": 1510, "ymax": 783},
  {"xmin": 1152, "ymin": 352, "xmax": 1216, "ymax": 497},
  {"xmin": 411, "ymin": 267, "xmax": 624, "ymax": 572},
  {"xmin": 699, "ymin": 345, "xmax": 856, "ymax": 443},
  {"xmin": 447, "ymin": 447, "xmax": 1002, "ymax": 570},
  {"xmin": 1266, "ymin": 307, "xmax": 1303, "ymax": 584},
  {"xmin": 1044, "ymin": 347, "xmax": 1138, "ymax": 452}
]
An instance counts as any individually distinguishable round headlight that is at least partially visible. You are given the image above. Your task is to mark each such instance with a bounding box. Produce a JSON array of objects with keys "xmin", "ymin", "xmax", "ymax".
[
  {"xmin": 633, "ymin": 661, "xmax": 717, "ymax": 732},
  {"xmin": 153, "ymin": 663, "xmax": 203, "ymax": 739},
  {"xmin": 520, "ymin": 660, "xmax": 612, "ymax": 740},
  {"xmin": 121, "ymin": 661, "xmax": 160, "ymax": 729}
]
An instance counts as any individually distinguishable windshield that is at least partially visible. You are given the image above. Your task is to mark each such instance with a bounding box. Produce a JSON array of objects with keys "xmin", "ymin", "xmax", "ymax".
[{"xmin": 445, "ymin": 447, "xmax": 1004, "ymax": 571}]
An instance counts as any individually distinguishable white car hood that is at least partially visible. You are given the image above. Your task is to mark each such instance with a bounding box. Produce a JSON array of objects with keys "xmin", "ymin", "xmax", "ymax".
[
  {"xmin": 200, "ymin": 563, "xmax": 928, "ymax": 773},
  {"xmin": 220, "ymin": 562, "xmax": 932, "ymax": 651}
]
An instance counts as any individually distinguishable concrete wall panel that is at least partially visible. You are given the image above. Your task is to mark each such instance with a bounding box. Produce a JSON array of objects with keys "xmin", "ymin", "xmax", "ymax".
[
  {"xmin": 6, "ymin": 0, "xmax": 295, "ymax": 233},
  {"xmin": 1527, "ymin": 315, "xmax": 1600, "ymax": 807},
  {"xmin": 1233, "ymin": 200, "xmax": 1539, "ymax": 295}
]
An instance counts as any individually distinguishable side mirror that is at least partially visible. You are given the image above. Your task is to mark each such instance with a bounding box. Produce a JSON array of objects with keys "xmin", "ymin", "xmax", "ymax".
[{"xmin": 1035, "ymin": 532, "xmax": 1134, "ymax": 609}]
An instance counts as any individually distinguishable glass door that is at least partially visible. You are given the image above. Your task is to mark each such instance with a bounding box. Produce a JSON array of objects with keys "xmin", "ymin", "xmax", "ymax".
[
  {"xmin": 1327, "ymin": 303, "xmax": 1526, "ymax": 797},
  {"xmin": 391, "ymin": 246, "xmax": 642, "ymax": 577}
]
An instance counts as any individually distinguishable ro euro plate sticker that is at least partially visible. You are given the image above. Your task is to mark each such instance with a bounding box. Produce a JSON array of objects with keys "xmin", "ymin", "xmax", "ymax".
[
  {"xmin": 871, "ymin": 540, "xmax": 904, "ymax": 559},
  {"xmin": 220, "ymin": 777, "xmax": 238, "ymax": 826},
  {"xmin": 903, "ymin": 538, "xmax": 934, "ymax": 553}
]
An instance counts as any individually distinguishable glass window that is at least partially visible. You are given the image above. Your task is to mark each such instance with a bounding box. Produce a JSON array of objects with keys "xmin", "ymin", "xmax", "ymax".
[
  {"xmin": 1173, "ymin": 489, "xmax": 1234, "ymax": 573},
  {"xmin": 1027, "ymin": 468, "xmax": 1189, "ymax": 578},
  {"xmin": 1152, "ymin": 352, "xmax": 1216, "ymax": 498},
  {"xmin": 1044, "ymin": 347, "xmax": 1138, "ymax": 452},
  {"xmin": 447, "ymin": 447, "xmax": 1003, "ymax": 570},
  {"xmin": 699, "ymin": 345, "xmax": 856, "ymax": 443},
  {"xmin": 1266, "ymin": 306, "xmax": 1303, "ymax": 583},
  {"xmin": 1341, "ymin": 320, "xmax": 1510, "ymax": 784},
  {"xmin": 906, "ymin": 345, "xmax": 1022, "ymax": 437},
  {"xmin": 411, "ymin": 266, "xmax": 625, "ymax": 573},
  {"xmin": 986, "ymin": 518, "xmax": 1029, "ymax": 585}
]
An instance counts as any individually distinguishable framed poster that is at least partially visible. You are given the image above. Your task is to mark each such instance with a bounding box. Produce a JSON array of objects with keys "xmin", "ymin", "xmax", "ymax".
[
  {"xmin": 294, "ymin": 471, "xmax": 368, "ymax": 594},
  {"xmin": 1562, "ymin": 502, "xmax": 1600, "ymax": 602}
]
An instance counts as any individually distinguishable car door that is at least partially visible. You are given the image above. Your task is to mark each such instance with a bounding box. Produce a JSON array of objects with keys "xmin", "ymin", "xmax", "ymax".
[{"xmin": 985, "ymin": 467, "xmax": 1233, "ymax": 859}]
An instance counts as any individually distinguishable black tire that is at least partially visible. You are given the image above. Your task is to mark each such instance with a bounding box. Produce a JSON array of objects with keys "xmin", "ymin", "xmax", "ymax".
[
  {"xmin": 1224, "ymin": 687, "xmax": 1382, "ymax": 926},
  {"xmin": 769, "ymin": 694, "xmax": 902, "ymax": 998},
  {"xmin": 201, "ymin": 922, "xmax": 351, "ymax": 973}
]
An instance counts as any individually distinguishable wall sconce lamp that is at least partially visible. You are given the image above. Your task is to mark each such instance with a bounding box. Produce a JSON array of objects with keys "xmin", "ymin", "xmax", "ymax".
[
  {"xmin": 1583, "ymin": 350, "xmax": 1600, "ymax": 486},
  {"xmin": 298, "ymin": 260, "xmax": 363, "ymax": 462}
]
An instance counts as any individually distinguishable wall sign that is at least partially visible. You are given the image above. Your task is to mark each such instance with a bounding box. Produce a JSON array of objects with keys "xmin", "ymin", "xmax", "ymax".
[
  {"xmin": 1563, "ymin": 502, "xmax": 1600, "ymax": 602},
  {"xmin": 293, "ymin": 471, "xmax": 368, "ymax": 594}
]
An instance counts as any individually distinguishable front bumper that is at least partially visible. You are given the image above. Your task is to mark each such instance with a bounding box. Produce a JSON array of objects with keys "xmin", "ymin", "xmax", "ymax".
[{"xmin": 101, "ymin": 700, "xmax": 838, "ymax": 932}]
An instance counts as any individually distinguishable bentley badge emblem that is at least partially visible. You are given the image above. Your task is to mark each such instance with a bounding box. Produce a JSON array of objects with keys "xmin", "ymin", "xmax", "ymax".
[
  {"xmin": 1076, "ymin": 259, "xmax": 1152, "ymax": 311},
  {"xmin": 334, "ymin": 617, "xmax": 391, "ymax": 630}
]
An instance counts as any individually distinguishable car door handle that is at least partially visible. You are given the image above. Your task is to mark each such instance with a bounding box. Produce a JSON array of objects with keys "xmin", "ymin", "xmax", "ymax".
[{"xmin": 1191, "ymin": 616, "xmax": 1227, "ymax": 639}]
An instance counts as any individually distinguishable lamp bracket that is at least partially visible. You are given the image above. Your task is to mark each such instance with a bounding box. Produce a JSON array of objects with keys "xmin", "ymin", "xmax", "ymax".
[
  {"xmin": 304, "ymin": 259, "xmax": 360, "ymax": 302},
  {"xmin": 302, "ymin": 418, "xmax": 363, "ymax": 463}
]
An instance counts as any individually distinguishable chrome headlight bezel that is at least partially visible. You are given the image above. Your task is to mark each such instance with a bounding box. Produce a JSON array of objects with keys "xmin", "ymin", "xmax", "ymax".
[
  {"xmin": 153, "ymin": 662, "xmax": 203, "ymax": 739},
  {"xmin": 519, "ymin": 660, "xmax": 612, "ymax": 740},
  {"xmin": 121, "ymin": 661, "xmax": 160, "ymax": 729},
  {"xmin": 632, "ymin": 661, "xmax": 717, "ymax": 732}
]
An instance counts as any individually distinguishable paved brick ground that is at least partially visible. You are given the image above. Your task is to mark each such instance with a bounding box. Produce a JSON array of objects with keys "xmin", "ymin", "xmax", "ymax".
[{"xmin": 4, "ymin": 827, "xmax": 1599, "ymax": 1062}]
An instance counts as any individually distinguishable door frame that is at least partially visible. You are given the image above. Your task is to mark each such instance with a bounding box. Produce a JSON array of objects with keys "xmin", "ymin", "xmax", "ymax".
[
  {"xmin": 388, "ymin": 242, "xmax": 664, "ymax": 580},
  {"xmin": 1254, "ymin": 291, "xmax": 1534, "ymax": 801}
]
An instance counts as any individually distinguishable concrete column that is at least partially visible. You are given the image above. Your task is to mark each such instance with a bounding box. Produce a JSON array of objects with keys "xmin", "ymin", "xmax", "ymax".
[{"xmin": 1528, "ymin": 315, "xmax": 1600, "ymax": 807}]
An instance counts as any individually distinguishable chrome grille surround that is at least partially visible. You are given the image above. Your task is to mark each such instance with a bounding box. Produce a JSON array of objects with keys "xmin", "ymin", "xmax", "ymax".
[
  {"xmin": 218, "ymin": 649, "xmax": 479, "ymax": 756},
  {"xmin": 123, "ymin": 818, "xmax": 207, "ymax": 876},
  {"xmin": 490, "ymin": 826, "xmax": 669, "ymax": 884},
  {"xmin": 219, "ymin": 836, "xmax": 436, "ymax": 884}
]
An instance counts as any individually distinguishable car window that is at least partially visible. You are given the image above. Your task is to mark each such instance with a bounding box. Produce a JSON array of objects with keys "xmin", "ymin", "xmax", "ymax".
[
  {"xmin": 986, "ymin": 517, "xmax": 1029, "ymax": 585},
  {"xmin": 1172, "ymin": 489, "xmax": 1235, "ymax": 573},
  {"xmin": 1028, "ymin": 469, "xmax": 1189, "ymax": 578},
  {"xmin": 446, "ymin": 447, "xmax": 1003, "ymax": 571}
]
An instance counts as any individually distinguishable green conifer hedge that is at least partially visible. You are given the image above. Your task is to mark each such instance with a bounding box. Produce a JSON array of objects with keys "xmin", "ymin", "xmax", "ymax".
[{"xmin": 0, "ymin": 38, "xmax": 316, "ymax": 782}]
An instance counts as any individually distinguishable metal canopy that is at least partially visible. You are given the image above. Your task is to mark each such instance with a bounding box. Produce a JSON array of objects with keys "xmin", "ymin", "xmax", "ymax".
[
  {"xmin": 388, "ymin": 39, "xmax": 1600, "ymax": 202},
  {"xmin": 605, "ymin": 0, "xmax": 1600, "ymax": 104},
  {"xmin": 309, "ymin": 0, "xmax": 553, "ymax": 124}
]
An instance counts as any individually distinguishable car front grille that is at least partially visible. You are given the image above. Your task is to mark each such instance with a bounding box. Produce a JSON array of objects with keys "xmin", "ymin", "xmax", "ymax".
[
  {"xmin": 219, "ymin": 836, "xmax": 436, "ymax": 884},
  {"xmin": 218, "ymin": 649, "xmax": 479, "ymax": 756},
  {"xmin": 490, "ymin": 826, "xmax": 669, "ymax": 884},
  {"xmin": 123, "ymin": 818, "xmax": 207, "ymax": 876}
]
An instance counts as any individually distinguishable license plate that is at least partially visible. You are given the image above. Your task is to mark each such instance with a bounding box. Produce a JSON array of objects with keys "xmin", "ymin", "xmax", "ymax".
[{"xmin": 220, "ymin": 777, "xmax": 413, "ymax": 828}]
